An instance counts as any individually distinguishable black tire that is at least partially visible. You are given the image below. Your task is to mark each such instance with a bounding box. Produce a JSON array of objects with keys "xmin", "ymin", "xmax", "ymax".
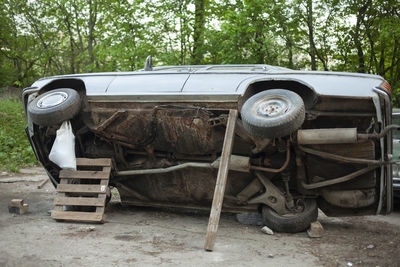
[
  {"xmin": 28, "ymin": 88, "xmax": 81, "ymax": 126},
  {"xmin": 241, "ymin": 89, "xmax": 305, "ymax": 138},
  {"xmin": 261, "ymin": 198, "xmax": 318, "ymax": 233}
]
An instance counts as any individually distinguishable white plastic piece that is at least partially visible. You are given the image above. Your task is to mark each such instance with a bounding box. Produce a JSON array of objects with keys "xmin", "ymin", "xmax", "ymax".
[
  {"xmin": 49, "ymin": 121, "xmax": 76, "ymax": 170},
  {"xmin": 260, "ymin": 226, "xmax": 274, "ymax": 235}
]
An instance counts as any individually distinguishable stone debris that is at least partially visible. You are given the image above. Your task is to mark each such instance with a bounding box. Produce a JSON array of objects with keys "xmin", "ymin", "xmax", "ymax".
[
  {"xmin": 37, "ymin": 178, "xmax": 49, "ymax": 189},
  {"xmin": 8, "ymin": 199, "xmax": 29, "ymax": 215},
  {"xmin": 367, "ymin": 244, "xmax": 375, "ymax": 249},
  {"xmin": 307, "ymin": 221, "xmax": 324, "ymax": 238},
  {"xmin": 78, "ymin": 226, "xmax": 96, "ymax": 232},
  {"xmin": 261, "ymin": 226, "xmax": 274, "ymax": 235}
]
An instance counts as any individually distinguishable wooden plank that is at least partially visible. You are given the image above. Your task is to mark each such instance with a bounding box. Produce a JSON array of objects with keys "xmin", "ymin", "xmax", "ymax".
[
  {"xmin": 60, "ymin": 170, "xmax": 110, "ymax": 179},
  {"xmin": 54, "ymin": 196, "xmax": 106, "ymax": 207},
  {"xmin": 57, "ymin": 184, "xmax": 107, "ymax": 194},
  {"xmin": 37, "ymin": 178, "xmax": 49, "ymax": 189},
  {"xmin": 204, "ymin": 109, "xmax": 237, "ymax": 251},
  {"xmin": 51, "ymin": 211, "xmax": 103, "ymax": 222},
  {"xmin": 96, "ymin": 167, "xmax": 111, "ymax": 214},
  {"xmin": 54, "ymin": 179, "xmax": 68, "ymax": 212},
  {"xmin": 76, "ymin": 158, "xmax": 111, "ymax": 167}
]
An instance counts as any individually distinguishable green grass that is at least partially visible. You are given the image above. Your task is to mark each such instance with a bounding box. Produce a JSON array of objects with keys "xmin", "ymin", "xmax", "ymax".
[{"xmin": 0, "ymin": 99, "xmax": 37, "ymax": 172}]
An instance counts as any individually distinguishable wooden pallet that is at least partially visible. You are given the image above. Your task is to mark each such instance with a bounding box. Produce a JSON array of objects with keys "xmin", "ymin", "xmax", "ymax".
[{"xmin": 51, "ymin": 158, "xmax": 112, "ymax": 223}]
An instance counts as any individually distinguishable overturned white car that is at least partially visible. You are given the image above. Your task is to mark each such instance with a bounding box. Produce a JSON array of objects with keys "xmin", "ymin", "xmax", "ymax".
[{"xmin": 23, "ymin": 63, "xmax": 394, "ymax": 233}]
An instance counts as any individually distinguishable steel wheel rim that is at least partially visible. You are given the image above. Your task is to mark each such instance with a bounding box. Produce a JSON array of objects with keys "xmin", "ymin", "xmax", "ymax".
[
  {"xmin": 252, "ymin": 96, "xmax": 290, "ymax": 118},
  {"xmin": 37, "ymin": 92, "xmax": 68, "ymax": 109}
]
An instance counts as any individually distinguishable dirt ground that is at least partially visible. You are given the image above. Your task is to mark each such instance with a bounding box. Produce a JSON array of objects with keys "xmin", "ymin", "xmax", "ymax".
[{"xmin": 0, "ymin": 167, "xmax": 399, "ymax": 267}]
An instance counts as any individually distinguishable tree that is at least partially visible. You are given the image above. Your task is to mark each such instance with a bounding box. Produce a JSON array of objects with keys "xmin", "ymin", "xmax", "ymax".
[{"xmin": 1, "ymin": 0, "xmax": 399, "ymax": 105}]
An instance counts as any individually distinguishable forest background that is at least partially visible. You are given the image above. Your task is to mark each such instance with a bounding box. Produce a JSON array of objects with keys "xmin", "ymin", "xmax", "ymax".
[
  {"xmin": 0, "ymin": 0, "xmax": 399, "ymax": 171},
  {"xmin": 0, "ymin": 0, "xmax": 399, "ymax": 103}
]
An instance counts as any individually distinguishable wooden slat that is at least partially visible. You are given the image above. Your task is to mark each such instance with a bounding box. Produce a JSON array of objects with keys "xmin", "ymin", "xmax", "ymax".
[
  {"xmin": 57, "ymin": 184, "xmax": 107, "ymax": 194},
  {"xmin": 96, "ymin": 171, "xmax": 110, "ymax": 214},
  {"xmin": 54, "ymin": 196, "xmax": 106, "ymax": 207},
  {"xmin": 51, "ymin": 211, "xmax": 103, "ymax": 222},
  {"xmin": 60, "ymin": 170, "xmax": 110, "ymax": 179},
  {"xmin": 76, "ymin": 158, "xmax": 111, "ymax": 167},
  {"xmin": 54, "ymin": 179, "xmax": 68, "ymax": 212}
]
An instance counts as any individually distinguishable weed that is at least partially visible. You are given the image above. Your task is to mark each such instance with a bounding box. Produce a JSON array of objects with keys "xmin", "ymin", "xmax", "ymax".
[{"xmin": 0, "ymin": 99, "xmax": 37, "ymax": 172}]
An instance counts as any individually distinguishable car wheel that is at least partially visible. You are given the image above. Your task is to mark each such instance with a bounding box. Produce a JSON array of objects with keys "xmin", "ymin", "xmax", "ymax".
[
  {"xmin": 28, "ymin": 88, "xmax": 81, "ymax": 126},
  {"xmin": 261, "ymin": 198, "xmax": 318, "ymax": 233},
  {"xmin": 241, "ymin": 89, "xmax": 305, "ymax": 138}
]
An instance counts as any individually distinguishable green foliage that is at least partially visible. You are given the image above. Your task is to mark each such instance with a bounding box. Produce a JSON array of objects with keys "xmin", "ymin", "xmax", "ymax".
[
  {"xmin": 0, "ymin": 0, "xmax": 399, "ymax": 172},
  {"xmin": 0, "ymin": 99, "xmax": 37, "ymax": 172},
  {"xmin": 0, "ymin": 0, "xmax": 399, "ymax": 103}
]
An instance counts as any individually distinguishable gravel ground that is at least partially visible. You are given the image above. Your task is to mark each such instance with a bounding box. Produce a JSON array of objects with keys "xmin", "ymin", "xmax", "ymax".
[{"xmin": 0, "ymin": 167, "xmax": 399, "ymax": 267}]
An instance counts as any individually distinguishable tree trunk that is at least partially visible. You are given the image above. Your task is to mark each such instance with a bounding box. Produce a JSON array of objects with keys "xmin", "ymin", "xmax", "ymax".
[
  {"xmin": 88, "ymin": 0, "xmax": 97, "ymax": 68},
  {"xmin": 390, "ymin": 38, "xmax": 398, "ymax": 78},
  {"xmin": 192, "ymin": 0, "xmax": 206, "ymax": 64},
  {"xmin": 287, "ymin": 38, "xmax": 294, "ymax": 69},
  {"xmin": 306, "ymin": 0, "xmax": 317, "ymax": 70},
  {"xmin": 64, "ymin": 17, "xmax": 75, "ymax": 74},
  {"xmin": 353, "ymin": 2, "xmax": 370, "ymax": 73}
]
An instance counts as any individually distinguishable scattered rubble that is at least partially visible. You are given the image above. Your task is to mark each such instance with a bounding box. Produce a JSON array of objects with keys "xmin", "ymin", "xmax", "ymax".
[
  {"xmin": 37, "ymin": 178, "xmax": 49, "ymax": 189},
  {"xmin": 8, "ymin": 199, "xmax": 29, "ymax": 215},
  {"xmin": 261, "ymin": 226, "xmax": 274, "ymax": 235},
  {"xmin": 77, "ymin": 226, "xmax": 96, "ymax": 232},
  {"xmin": 307, "ymin": 221, "xmax": 324, "ymax": 238}
]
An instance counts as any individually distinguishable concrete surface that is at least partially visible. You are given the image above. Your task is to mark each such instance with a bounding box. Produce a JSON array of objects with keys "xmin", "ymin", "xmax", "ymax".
[{"xmin": 0, "ymin": 168, "xmax": 399, "ymax": 267}]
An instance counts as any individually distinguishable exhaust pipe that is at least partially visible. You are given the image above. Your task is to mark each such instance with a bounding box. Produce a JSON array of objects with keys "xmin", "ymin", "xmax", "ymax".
[{"xmin": 297, "ymin": 125, "xmax": 400, "ymax": 145}]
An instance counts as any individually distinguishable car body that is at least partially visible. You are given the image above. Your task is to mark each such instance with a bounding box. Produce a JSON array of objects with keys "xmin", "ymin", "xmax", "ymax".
[
  {"xmin": 23, "ymin": 64, "xmax": 394, "ymax": 232},
  {"xmin": 392, "ymin": 108, "xmax": 400, "ymax": 197}
]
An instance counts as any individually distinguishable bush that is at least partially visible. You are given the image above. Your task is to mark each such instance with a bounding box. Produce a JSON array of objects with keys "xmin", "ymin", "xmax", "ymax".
[{"xmin": 0, "ymin": 99, "xmax": 37, "ymax": 172}]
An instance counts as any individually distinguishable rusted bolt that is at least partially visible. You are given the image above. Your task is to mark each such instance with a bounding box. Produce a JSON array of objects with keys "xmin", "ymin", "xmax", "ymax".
[
  {"xmin": 268, "ymin": 196, "xmax": 277, "ymax": 203},
  {"xmin": 193, "ymin": 118, "xmax": 201, "ymax": 125}
]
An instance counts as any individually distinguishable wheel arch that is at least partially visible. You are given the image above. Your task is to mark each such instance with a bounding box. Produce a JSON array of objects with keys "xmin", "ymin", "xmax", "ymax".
[
  {"xmin": 37, "ymin": 78, "xmax": 91, "ymax": 113},
  {"xmin": 38, "ymin": 78, "xmax": 87, "ymax": 98},
  {"xmin": 238, "ymin": 78, "xmax": 319, "ymax": 111}
]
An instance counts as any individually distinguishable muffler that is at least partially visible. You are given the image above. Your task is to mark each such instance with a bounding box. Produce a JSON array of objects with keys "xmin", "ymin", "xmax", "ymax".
[{"xmin": 297, "ymin": 128, "xmax": 357, "ymax": 144}]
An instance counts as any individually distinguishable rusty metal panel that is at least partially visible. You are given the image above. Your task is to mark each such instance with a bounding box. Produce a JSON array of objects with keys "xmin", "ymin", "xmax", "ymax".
[{"xmin": 90, "ymin": 104, "xmax": 221, "ymax": 154}]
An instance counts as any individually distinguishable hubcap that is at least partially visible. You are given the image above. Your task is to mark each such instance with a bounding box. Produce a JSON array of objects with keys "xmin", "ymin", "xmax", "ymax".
[
  {"xmin": 37, "ymin": 92, "xmax": 68, "ymax": 109},
  {"xmin": 257, "ymin": 98, "xmax": 289, "ymax": 117}
]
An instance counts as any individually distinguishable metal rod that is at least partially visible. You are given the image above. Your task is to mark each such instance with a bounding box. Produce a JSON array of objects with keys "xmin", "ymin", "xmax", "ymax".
[
  {"xmin": 301, "ymin": 165, "xmax": 378, "ymax": 189},
  {"xmin": 250, "ymin": 140, "xmax": 290, "ymax": 173},
  {"xmin": 117, "ymin": 162, "xmax": 212, "ymax": 176},
  {"xmin": 298, "ymin": 145, "xmax": 383, "ymax": 165},
  {"xmin": 358, "ymin": 124, "xmax": 400, "ymax": 140},
  {"xmin": 204, "ymin": 109, "xmax": 237, "ymax": 251}
]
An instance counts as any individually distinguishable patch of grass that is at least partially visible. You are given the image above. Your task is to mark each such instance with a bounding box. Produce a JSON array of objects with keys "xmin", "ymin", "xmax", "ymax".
[{"xmin": 0, "ymin": 99, "xmax": 37, "ymax": 172}]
